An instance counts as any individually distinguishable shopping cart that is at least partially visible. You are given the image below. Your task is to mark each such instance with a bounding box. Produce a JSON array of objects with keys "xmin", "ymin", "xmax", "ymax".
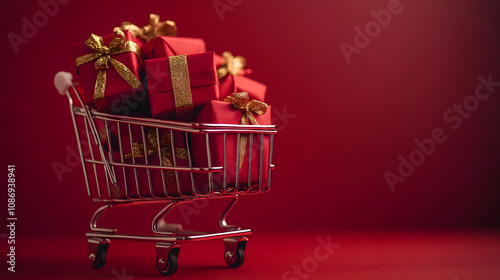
[{"xmin": 54, "ymin": 71, "xmax": 276, "ymax": 276}]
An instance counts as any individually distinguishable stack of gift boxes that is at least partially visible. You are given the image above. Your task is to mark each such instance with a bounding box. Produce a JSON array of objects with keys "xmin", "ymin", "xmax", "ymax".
[{"xmin": 73, "ymin": 15, "xmax": 271, "ymax": 198}]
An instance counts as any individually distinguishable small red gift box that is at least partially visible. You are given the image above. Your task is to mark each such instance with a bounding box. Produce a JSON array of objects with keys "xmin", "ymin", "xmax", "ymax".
[
  {"xmin": 103, "ymin": 124, "xmax": 194, "ymax": 198},
  {"xmin": 74, "ymin": 30, "xmax": 148, "ymax": 115},
  {"xmin": 145, "ymin": 52, "xmax": 220, "ymax": 121},
  {"xmin": 191, "ymin": 97, "xmax": 271, "ymax": 192},
  {"xmin": 142, "ymin": 36, "xmax": 206, "ymax": 59},
  {"xmin": 220, "ymin": 75, "xmax": 267, "ymax": 102},
  {"xmin": 213, "ymin": 51, "xmax": 265, "ymax": 101}
]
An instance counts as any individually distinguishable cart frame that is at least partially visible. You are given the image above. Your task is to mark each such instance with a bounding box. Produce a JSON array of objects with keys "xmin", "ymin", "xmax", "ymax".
[{"xmin": 54, "ymin": 72, "xmax": 276, "ymax": 275}]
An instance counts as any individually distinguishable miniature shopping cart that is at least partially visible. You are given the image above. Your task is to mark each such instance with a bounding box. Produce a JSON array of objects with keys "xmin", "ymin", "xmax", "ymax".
[{"xmin": 54, "ymin": 72, "xmax": 276, "ymax": 276}]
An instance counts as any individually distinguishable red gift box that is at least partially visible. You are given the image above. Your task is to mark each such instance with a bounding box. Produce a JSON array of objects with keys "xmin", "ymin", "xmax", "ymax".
[
  {"xmin": 142, "ymin": 36, "xmax": 206, "ymax": 59},
  {"xmin": 74, "ymin": 30, "xmax": 148, "ymax": 115},
  {"xmin": 219, "ymin": 74, "xmax": 267, "ymax": 102},
  {"xmin": 191, "ymin": 98, "xmax": 271, "ymax": 193},
  {"xmin": 145, "ymin": 52, "xmax": 220, "ymax": 121},
  {"xmin": 214, "ymin": 52, "xmax": 265, "ymax": 101},
  {"xmin": 103, "ymin": 124, "xmax": 194, "ymax": 198}
]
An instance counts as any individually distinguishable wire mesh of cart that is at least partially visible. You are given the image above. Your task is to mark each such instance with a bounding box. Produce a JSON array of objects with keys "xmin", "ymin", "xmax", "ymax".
[{"xmin": 54, "ymin": 71, "xmax": 277, "ymax": 276}]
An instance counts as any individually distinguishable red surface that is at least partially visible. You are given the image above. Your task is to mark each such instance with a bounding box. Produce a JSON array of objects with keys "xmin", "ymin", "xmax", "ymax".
[
  {"xmin": 1, "ymin": 0, "xmax": 500, "ymax": 278},
  {"xmin": 2, "ymin": 231, "xmax": 500, "ymax": 279}
]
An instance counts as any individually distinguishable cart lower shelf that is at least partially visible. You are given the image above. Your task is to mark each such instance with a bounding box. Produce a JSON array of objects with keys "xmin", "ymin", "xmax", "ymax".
[{"xmin": 87, "ymin": 229, "xmax": 251, "ymax": 276}]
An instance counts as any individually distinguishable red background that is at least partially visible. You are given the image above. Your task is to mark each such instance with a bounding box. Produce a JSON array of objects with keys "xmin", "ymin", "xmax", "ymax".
[{"xmin": 1, "ymin": 0, "xmax": 500, "ymax": 278}]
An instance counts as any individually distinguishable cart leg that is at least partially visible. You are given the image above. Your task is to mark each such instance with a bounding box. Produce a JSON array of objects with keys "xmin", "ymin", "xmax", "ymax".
[
  {"xmin": 219, "ymin": 196, "xmax": 241, "ymax": 230},
  {"xmin": 223, "ymin": 237, "xmax": 248, "ymax": 268},
  {"xmin": 90, "ymin": 204, "xmax": 123, "ymax": 233},
  {"xmin": 88, "ymin": 238, "xmax": 110, "ymax": 269},
  {"xmin": 152, "ymin": 201, "xmax": 181, "ymax": 235},
  {"xmin": 155, "ymin": 243, "xmax": 180, "ymax": 276}
]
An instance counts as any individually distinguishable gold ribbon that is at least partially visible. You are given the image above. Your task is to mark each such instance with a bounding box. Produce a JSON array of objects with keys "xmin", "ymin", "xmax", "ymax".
[
  {"xmin": 114, "ymin": 14, "xmax": 177, "ymax": 42},
  {"xmin": 124, "ymin": 128, "xmax": 188, "ymax": 195},
  {"xmin": 169, "ymin": 55, "xmax": 195, "ymax": 121},
  {"xmin": 217, "ymin": 51, "xmax": 247, "ymax": 79},
  {"xmin": 223, "ymin": 92, "xmax": 268, "ymax": 168},
  {"xmin": 75, "ymin": 30, "xmax": 142, "ymax": 112}
]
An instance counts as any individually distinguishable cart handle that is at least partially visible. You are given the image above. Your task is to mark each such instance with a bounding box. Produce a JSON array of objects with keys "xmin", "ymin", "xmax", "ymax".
[{"xmin": 54, "ymin": 71, "xmax": 73, "ymax": 96}]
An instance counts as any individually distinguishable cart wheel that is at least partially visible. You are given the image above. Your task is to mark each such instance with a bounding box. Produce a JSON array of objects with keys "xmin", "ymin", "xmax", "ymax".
[
  {"xmin": 156, "ymin": 247, "xmax": 179, "ymax": 276},
  {"xmin": 225, "ymin": 242, "xmax": 246, "ymax": 268},
  {"xmin": 90, "ymin": 243, "xmax": 109, "ymax": 269}
]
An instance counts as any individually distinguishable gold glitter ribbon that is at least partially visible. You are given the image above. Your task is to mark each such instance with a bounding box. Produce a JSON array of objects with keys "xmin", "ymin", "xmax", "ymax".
[
  {"xmin": 169, "ymin": 55, "xmax": 195, "ymax": 121},
  {"xmin": 124, "ymin": 128, "xmax": 188, "ymax": 195},
  {"xmin": 75, "ymin": 30, "xmax": 142, "ymax": 112},
  {"xmin": 217, "ymin": 51, "xmax": 247, "ymax": 79},
  {"xmin": 114, "ymin": 14, "xmax": 177, "ymax": 42},
  {"xmin": 223, "ymin": 92, "xmax": 268, "ymax": 168}
]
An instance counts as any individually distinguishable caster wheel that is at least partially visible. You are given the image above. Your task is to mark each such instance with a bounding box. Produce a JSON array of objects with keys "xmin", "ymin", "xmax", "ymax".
[
  {"xmin": 225, "ymin": 243, "xmax": 245, "ymax": 268},
  {"xmin": 90, "ymin": 244, "xmax": 108, "ymax": 269},
  {"xmin": 157, "ymin": 247, "xmax": 179, "ymax": 276}
]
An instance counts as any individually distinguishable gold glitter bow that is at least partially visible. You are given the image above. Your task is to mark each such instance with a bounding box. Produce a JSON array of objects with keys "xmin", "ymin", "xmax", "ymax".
[
  {"xmin": 217, "ymin": 51, "xmax": 247, "ymax": 79},
  {"xmin": 114, "ymin": 14, "xmax": 177, "ymax": 42},
  {"xmin": 124, "ymin": 128, "xmax": 188, "ymax": 195},
  {"xmin": 75, "ymin": 30, "xmax": 142, "ymax": 112},
  {"xmin": 223, "ymin": 92, "xmax": 268, "ymax": 168}
]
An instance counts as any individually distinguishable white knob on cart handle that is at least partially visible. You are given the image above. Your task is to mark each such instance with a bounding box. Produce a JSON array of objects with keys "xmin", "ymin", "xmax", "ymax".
[{"xmin": 54, "ymin": 71, "xmax": 73, "ymax": 95}]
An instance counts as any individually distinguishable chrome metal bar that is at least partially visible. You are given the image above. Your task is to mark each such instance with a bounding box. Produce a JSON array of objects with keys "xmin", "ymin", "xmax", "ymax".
[
  {"xmin": 222, "ymin": 133, "xmax": 227, "ymax": 194},
  {"xmin": 266, "ymin": 134, "xmax": 275, "ymax": 192},
  {"xmin": 258, "ymin": 133, "xmax": 264, "ymax": 191},
  {"xmin": 90, "ymin": 204, "xmax": 117, "ymax": 233},
  {"xmin": 156, "ymin": 128, "xmax": 168, "ymax": 197},
  {"xmin": 84, "ymin": 159, "xmax": 223, "ymax": 173},
  {"xmin": 70, "ymin": 106, "xmax": 90, "ymax": 198},
  {"xmin": 86, "ymin": 229, "xmax": 252, "ymax": 243},
  {"xmin": 71, "ymin": 85, "xmax": 117, "ymax": 186},
  {"xmin": 105, "ymin": 120, "xmax": 117, "ymax": 198},
  {"xmin": 141, "ymin": 126, "xmax": 154, "ymax": 197},
  {"xmin": 104, "ymin": 163, "xmax": 111, "ymax": 198},
  {"xmin": 117, "ymin": 122, "xmax": 129, "ymax": 198},
  {"xmin": 169, "ymin": 130, "xmax": 181, "ymax": 195},
  {"xmin": 205, "ymin": 134, "xmax": 213, "ymax": 193},
  {"xmin": 128, "ymin": 124, "xmax": 141, "ymax": 198},
  {"xmin": 247, "ymin": 133, "xmax": 253, "ymax": 190},
  {"xmin": 84, "ymin": 118, "xmax": 101, "ymax": 199},
  {"xmin": 152, "ymin": 200, "xmax": 179, "ymax": 235},
  {"xmin": 74, "ymin": 108, "xmax": 277, "ymax": 131},
  {"xmin": 185, "ymin": 131, "xmax": 196, "ymax": 195},
  {"xmin": 219, "ymin": 195, "xmax": 240, "ymax": 230},
  {"xmin": 235, "ymin": 133, "xmax": 240, "ymax": 192}
]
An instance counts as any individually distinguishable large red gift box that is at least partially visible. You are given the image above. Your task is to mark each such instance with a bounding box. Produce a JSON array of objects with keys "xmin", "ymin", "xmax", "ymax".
[
  {"xmin": 191, "ymin": 100, "xmax": 271, "ymax": 193},
  {"xmin": 74, "ymin": 30, "xmax": 149, "ymax": 115},
  {"xmin": 103, "ymin": 124, "xmax": 194, "ymax": 198},
  {"xmin": 145, "ymin": 52, "xmax": 220, "ymax": 121},
  {"xmin": 142, "ymin": 36, "xmax": 206, "ymax": 59}
]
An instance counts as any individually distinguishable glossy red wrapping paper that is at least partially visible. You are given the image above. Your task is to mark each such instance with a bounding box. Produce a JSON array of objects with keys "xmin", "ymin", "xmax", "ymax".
[{"xmin": 141, "ymin": 36, "xmax": 206, "ymax": 59}]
